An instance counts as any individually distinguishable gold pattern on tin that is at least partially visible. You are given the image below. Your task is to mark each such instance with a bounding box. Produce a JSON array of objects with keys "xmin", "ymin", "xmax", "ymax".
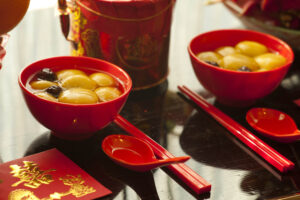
[
  {"xmin": 116, "ymin": 34, "xmax": 159, "ymax": 70},
  {"xmin": 10, "ymin": 161, "xmax": 55, "ymax": 188},
  {"xmin": 69, "ymin": 4, "xmax": 86, "ymax": 56},
  {"xmin": 8, "ymin": 174, "xmax": 96, "ymax": 200},
  {"xmin": 69, "ymin": 3, "xmax": 86, "ymax": 43},
  {"xmin": 81, "ymin": 29, "xmax": 102, "ymax": 58},
  {"xmin": 71, "ymin": 42, "xmax": 85, "ymax": 56},
  {"xmin": 68, "ymin": 3, "xmax": 101, "ymax": 58},
  {"xmin": 75, "ymin": 0, "xmax": 175, "ymax": 22}
]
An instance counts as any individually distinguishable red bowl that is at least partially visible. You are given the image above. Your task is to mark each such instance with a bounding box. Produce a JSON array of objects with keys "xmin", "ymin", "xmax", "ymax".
[
  {"xmin": 18, "ymin": 56, "xmax": 132, "ymax": 140},
  {"xmin": 188, "ymin": 29, "xmax": 294, "ymax": 106}
]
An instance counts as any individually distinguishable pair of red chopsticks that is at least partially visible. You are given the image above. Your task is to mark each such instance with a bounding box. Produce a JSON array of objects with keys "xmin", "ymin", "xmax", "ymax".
[
  {"xmin": 113, "ymin": 84, "xmax": 294, "ymax": 195},
  {"xmin": 114, "ymin": 115, "xmax": 211, "ymax": 195},
  {"xmin": 178, "ymin": 85, "xmax": 295, "ymax": 173}
]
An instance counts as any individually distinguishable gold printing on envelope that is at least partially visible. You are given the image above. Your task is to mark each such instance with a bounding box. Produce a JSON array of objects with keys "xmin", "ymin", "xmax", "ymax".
[
  {"xmin": 8, "ymin": 174, "xmax": 96, "ymax": 200},
  {"xmin": 10, "ymin": 161, "xmax": 55, "ymax": 188},
  {"xmin": 59, "ymin": 174, "xmax": 96, "ymax": 197}
]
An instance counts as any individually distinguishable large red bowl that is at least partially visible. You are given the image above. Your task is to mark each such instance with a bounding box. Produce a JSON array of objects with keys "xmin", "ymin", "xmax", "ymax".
[
  {"xmin": 19, "ymin": 56, "xmax": 132, "ymax": 140},
  {"xmin": 188, "ymin": 29, "xmax": 294, "ymax": 106}
]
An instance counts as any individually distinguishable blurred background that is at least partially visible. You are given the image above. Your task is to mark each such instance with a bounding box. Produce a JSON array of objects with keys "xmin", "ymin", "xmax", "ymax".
[{"xmin": 3, "ymin": 1, "xmax": 290, "ymax": 199}]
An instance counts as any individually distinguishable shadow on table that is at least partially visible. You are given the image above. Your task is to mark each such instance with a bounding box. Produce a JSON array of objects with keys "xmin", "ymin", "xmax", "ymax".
[
  {"xmin": 23, "ymin": 81, "xmax": 172, "ymax": 200},
  {"xmin": 24, "ymin": 80, "xmax": 212, "ymax": 199},
  {"xmin": 177, "ymin": 60, "xmax": 300, "ymax": 171},
  {"xmin": 178, "ymin": 87, "xmax": 300, "ymax": 199},
  {"xmin": 24, "ymin": 127, "xmax": 160, "ymax": 200},
  {"xmin": 179, "ymin": 108, "xmax": 262, "ymax": 171},
  {"xmin": 240, "ymin": 170, "xmax": 300, "ymax": 200}
]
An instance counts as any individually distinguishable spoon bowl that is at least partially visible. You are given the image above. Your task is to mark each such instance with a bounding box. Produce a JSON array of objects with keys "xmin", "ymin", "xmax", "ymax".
[
  {"xmin": 246, "ymin": 108, "xmax": 300, "ymax": 143},
  {"xmin": 102, "ymin": 134, "xmax": 190, "ymax": 172}
]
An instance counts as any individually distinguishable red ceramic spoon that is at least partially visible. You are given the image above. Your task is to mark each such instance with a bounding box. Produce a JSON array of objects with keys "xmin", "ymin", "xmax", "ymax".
[
  {"xmin": 246, "ymin": 108, "xmax": 300, "ymax": 143},
  {"xmin": 102, "ymin": 135, "xmax": 190, "ymax": 172}
]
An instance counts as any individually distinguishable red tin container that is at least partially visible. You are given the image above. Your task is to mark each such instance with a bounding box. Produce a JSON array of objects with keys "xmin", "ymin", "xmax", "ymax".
[{"xmin": 58, "ymin": 0, "xmax": 175, "ymax": 90}]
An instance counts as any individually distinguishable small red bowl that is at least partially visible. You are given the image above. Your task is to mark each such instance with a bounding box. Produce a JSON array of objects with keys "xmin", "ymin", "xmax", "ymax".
[
  {"xmin": 188, "ymin": 29, "xmax": 294, "ymax": 106},
  {"xmin": 18, "ymin": 56, "xmax": 132, "ymax": 140}
]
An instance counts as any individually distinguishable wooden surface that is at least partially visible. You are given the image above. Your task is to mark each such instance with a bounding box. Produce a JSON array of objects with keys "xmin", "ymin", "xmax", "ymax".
[{"xmin": 1, "ymin": 1, "xmax": 300, "ymax": 199}]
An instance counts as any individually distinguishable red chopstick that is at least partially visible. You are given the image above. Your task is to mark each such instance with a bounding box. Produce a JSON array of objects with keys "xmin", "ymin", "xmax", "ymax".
[
  {"xmin": 293, "ymin": 98, "xmax": 300, "ymax": 107},
  {"xmin": 114, "ymin": 114, "xmax": 211, "ymax": 194},
  {"xmin": 178, "ymin": 85, "xmax": 295, "ymax": 173}
]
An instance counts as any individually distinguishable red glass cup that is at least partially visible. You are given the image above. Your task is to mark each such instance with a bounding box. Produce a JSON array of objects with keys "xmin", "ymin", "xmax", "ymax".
[{"xmin": 58, "ymin": 0, "xmax": 175, "ymax": 90}]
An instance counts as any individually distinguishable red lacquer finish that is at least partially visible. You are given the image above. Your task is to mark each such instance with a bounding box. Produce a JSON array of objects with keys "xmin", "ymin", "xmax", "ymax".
[
  {"xmin": 59, "ymin": 0, "xmax": 175, "ymax": 90},
  {"xmin": 114, "ymin": 115, "xmax": 211, "ymax": 194},
  {"xmin": 188, "ymin": 29, "xmax": 294, "ymax": 106},
  {"xmin": 18, "ymin": 56, "xmax": 132, "ymax": 140},
  {"xmin": 102, "ymin": 134, "xmax": 190, "ymax": 172},
  {"xmin": 246, "ymin": 108, "xmax": 300, "ymax": 143},
  {"xmin": 178, "ymin": 85, "xmax": 295, "ymax": 173}
]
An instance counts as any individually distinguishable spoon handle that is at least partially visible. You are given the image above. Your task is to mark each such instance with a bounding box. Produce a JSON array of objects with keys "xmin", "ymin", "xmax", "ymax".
[
  {"xmin": 114, "ymin": 115, "xmax": 211, "ymax": 195},
  {"xmin": 154, "ymin": 156, "xmax": 191, "ymax": 166},
  {"xmin": 178, "ymin": 85, "xmax": 295, "ymax": 173}
]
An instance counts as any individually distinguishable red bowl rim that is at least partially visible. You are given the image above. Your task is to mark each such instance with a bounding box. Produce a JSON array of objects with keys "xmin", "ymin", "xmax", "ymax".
[
  {"xmin": 18, "ymin": 56, "xmax": 133, "ymax": 108},
  {"xmin": 188, "ymin": 29, "xmax": 294, "ymax": 75}
]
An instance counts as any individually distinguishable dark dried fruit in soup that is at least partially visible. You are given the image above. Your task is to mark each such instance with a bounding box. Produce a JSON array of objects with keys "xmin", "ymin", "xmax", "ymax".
[
  {"xmin": 46, "ymin": 85, "xmax": 62, "ymax": 98},
  {"xmin": 36, "ymin": 68, "xmax": 57, "ymax": 81},
  {"xmin": 205, "ymin": 61, "xmax": 219, "ymax": 67},
  {"xmin": 237, "ymin": 66, "xmax": 252, "ymax": 72}
]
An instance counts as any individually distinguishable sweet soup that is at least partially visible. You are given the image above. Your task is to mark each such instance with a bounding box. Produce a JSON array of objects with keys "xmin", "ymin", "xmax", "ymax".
[
  {"xmin": 196, "ymin": 40, "xmax": 287, "ymax": 72},
  {"xmin": 27, "ymin": 68, "xmax": 123, "ymax": 104}
]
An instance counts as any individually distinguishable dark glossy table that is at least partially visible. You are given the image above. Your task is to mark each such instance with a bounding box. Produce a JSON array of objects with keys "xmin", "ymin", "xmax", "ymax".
[{"xmin": 1, "ymin": 1, "xmax": 300, "ymax": 199}]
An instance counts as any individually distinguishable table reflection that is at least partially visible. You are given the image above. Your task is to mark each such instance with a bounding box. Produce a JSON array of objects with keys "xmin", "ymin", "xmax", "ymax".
[
  {"xmin": 24, "ymin": 130, "xmax": 160, "ymax": 200},
  {"xmin": 1, "ymin": 1, "xmax": 300, "ymax": 200}
]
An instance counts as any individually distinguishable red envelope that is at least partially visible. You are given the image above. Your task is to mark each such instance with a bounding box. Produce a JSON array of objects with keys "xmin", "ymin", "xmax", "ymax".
[{"xmin": 0, "ymin": 148, "xmax": 111, "ymax": 200}]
